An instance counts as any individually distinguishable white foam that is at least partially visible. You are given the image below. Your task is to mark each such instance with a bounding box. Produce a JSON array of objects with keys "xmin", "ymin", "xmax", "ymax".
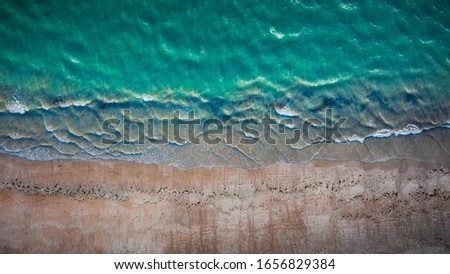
[
  {"xmin": 366, "ymin": 124, "xmax": 422, "ymax": 140},
  {"xmin": 242, "ymin": 131, "xmax": 257, "ymax": 138},
  {"xmin": 269, "ymin": 27, "xmax": 285, "ymax": 39},
  {"xmin": 142, "ymin": 95, "xmax": 155, "ymax": 102},
  {"xmin": 289, "ymin": 32, "xmax": 301, "ymax": 37},
  {"xmin": 282, "ymin": 123, "xmax": 295, "ymax": 129},
  {"xmin": 341, "ymin": 124, "xmax": 445, "ymax": 144},
  {"xmin": 394, "ymin": 124, "xmax": 421, "ymax": 136},
  {"xmin": 73, "ymin": 100, "xmax": 90, "ymax": 107},
  {"xmin": 6, "ymin": 96, "xmax": 28, "ymax": 114},
  {"xmin": 53, "ymin": 132, "xmax": 72, "ymax": 144},
  {"xmin": 344, "ymin": 135, "xmax": 366, "ymax": 143},
  {"xmin": 70, "ymin": 57, "xmax": 80, "ymax": 64},
  {"xmin": 340, "ymin": 3, "xmax": 358, "ymax": 11},
  {"xmin": 372, "ymin": 128, "xmax": 395, "ymax": 138},
  {"xmin": 295, "ymin": 75, "xmax": 349, "ymax": 87},
  {"xmin": 9, "ymin": 132, "xmax": 26, "ymax": 140},
  {"xmin": 44, "ymin": 121, "xmax": 58, "ymax": 132},
  {"xmin": 274, "ymin": 104, "xmax": 297, "ymax": 117}
]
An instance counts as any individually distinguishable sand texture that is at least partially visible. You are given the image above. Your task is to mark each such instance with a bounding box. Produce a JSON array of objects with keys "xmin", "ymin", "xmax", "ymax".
[{"xmin": 0, "ymin": 154, "xmax": 449, "ymax": 253}]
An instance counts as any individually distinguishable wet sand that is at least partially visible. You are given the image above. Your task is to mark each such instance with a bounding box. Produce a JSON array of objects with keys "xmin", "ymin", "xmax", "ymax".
[{"xmin": 0, "ymin": 154, "xmax": 449, "ymax": 253}]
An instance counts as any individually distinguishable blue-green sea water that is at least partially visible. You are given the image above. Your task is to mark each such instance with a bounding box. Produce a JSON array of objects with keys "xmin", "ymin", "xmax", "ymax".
[{"xmin": 1, "ymin": 0, "xmax": 449, "ymax": 168}]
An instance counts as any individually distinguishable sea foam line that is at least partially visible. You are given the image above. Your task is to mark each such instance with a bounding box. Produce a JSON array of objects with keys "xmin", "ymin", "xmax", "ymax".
[{"xmin": 343, "ymin": 123, "xmax": 448, "ymax": 144}]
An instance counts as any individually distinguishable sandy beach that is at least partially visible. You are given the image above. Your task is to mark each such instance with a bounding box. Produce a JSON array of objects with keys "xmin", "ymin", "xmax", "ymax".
[{"xmin": 0, "ymin": 153, "xmax": 448, "ymax": 253}]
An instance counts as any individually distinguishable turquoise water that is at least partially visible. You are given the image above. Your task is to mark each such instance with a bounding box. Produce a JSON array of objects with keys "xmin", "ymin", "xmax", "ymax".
[{"xmin": 0, "ymin": 0, "xmax": 449, "ymax": 167}]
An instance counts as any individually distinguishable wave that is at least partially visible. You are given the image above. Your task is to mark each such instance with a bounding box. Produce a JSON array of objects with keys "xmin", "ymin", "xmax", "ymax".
[
  {"xmin": 1, "ymin": 115, "xmax": 449, "ymax": 169},
  {"xmin": 5, "ymin": 96, "xmax": 28, "ymax": 114},
  {"xmin": 341, "ymin": 124, "xmax": 448, "ymax": 144}
]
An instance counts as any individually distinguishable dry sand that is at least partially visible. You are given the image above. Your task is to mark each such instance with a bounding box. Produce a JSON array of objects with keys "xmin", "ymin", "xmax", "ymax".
[{"xmin": 0, "ymin": 154, "xmax": 449, "ymax": 253}]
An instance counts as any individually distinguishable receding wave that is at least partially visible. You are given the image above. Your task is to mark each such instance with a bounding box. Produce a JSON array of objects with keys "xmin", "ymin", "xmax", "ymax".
[{"xmin": 0, "ymin": 95, "xmax": 449, "ymax": 169}]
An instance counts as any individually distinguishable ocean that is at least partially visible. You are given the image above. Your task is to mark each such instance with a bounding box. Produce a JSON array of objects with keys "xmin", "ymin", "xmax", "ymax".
[{"xmin": 0, "ymin": 0, "xmax": 449, "ymax": 168}]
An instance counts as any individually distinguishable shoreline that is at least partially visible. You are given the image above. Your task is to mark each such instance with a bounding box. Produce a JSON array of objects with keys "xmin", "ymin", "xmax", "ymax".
[
  {"xmin": 1, "ymin": 126, "xmax": 449, "ymax": 169},
  {"xmin": 0, "ymin": 154, "xmax": 449, "ymax": 253}
]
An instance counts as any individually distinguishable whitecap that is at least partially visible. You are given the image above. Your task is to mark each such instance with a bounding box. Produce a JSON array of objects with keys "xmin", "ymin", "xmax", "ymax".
[
  {"xmin": 6, "ymin": 96, "xmax": 28, "ymax": 114},
  {"xmin": 142, "ymin": 95, "xmax": 155, "ymax": 102},
  {"xmin": 339, "ymin": 3, "xmax": 358, "ymax": 11},
  {"xmin": 269, "ymin": 27, "xmax": 285, "ymax": 39},
  {"xmin": 295, "ymin": 75, "xmax": 349, "ymax": 87},
  {"xmin": 289, "ymin": 32, "xmax": 302, "ymax": 37},
  {"xmin": 70, "ymin": 57, "xmax": 80, "ymax": 64}
]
